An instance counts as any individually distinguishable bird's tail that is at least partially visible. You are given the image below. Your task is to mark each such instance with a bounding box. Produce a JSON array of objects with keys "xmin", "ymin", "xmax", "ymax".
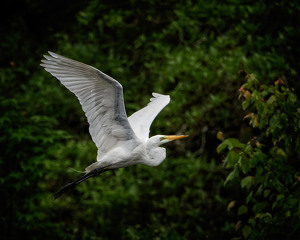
[{"xmin": 54, "ymin": 167, "xmax": 110, "ymax": 199}]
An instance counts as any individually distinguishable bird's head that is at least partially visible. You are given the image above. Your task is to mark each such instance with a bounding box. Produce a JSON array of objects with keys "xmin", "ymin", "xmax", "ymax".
[
  {"xmin": 149, "ymin": 135, "xmax": 188, "ymax": 146},
  {"xmin": 144, "ymin": 134, "xmax": 188, "ymax": 166}
]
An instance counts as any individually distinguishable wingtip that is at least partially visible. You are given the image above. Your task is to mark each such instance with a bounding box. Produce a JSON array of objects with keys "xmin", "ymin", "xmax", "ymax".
[
  {"xmin": 152, "ymin": 92, "xmax": 170, "ymax": 98},
  {"xmin": 40, "ymin": 59, "xmax": 49, "ymax": 68},
  {"xmin": 152, "ymin": 92, "xmax": 161, "ymax": 97},
  {"xmin": 48, "ymin": 51, "xmax": 61, "ymax": 59},
  {"xmin": 42, "ymin": 55, "xmax": 48, "ymax": 62},
  {"xmin": 150, "ymin": 93, "xmax": 170, "ymax": 103}
]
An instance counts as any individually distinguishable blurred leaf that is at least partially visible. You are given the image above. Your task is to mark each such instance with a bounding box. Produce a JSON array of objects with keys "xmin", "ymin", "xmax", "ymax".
[
  {"xmin": 241, "ymin": 176, "xmax": 254, "ymax": 190},
  {"xmin": 253, "ymin": 202, "xmax": 267, "ymax": 214},
  {"xmin": 238, "ymin": 205, "xmax": 248, "ymax": 215},
  {"xmin": 242, "ymin": 225, "xmax": 252, "ymax": 239},
  {"xmin": 224, "ymin": 150, "xmax": 240, "ymax": 167},
  {"xmin": 224, "ymin": 167, "xmax": 239, "ymax": 186}
]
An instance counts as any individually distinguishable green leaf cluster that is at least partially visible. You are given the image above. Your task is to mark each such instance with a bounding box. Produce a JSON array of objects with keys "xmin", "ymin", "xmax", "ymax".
[
  {"xmin": 219, "ymin": 71, "xmax": 300, "ymax": 239},
  {"xmin": 1, "ymin": 0, "xmax": 300, "ymax": 239}
]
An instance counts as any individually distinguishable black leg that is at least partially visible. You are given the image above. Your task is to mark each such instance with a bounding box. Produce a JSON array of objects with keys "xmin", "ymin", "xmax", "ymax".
[{"xmin": 54, "ymin": 167, "xmax": 111, "ymax": 199}]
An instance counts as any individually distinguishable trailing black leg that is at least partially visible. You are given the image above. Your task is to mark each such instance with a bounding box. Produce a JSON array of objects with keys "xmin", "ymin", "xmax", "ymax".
[{"xmin": 54, "ymin": 167, "xmax": 110, "ymax": 199}]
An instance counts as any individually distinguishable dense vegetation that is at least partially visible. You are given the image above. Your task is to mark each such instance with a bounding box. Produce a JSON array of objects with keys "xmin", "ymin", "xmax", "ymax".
[
  {"xmin": 218, "ymin": 71, "xmax": 300, "ymax": 239},
  {"xmin": 1, "ymin": 1, "xmax": 299, "ymax": 239}
]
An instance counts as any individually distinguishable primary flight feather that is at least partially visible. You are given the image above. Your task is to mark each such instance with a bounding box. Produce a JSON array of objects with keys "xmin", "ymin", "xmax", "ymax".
[{"xmin": 41, "ymin": 52, "xmax": 188, "ymax": 199}]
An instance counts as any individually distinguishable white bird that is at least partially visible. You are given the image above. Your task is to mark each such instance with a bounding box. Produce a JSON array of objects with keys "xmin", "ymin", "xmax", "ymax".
[{"xmin": 41, "ymin": 52, "xmax": 188, "ymax": 199}]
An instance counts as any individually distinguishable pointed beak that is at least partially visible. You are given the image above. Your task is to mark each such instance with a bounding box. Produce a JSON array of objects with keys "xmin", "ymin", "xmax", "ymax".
[{"xmin": 165, "ymin": 135, "xmax": 189, "ymax": 141}]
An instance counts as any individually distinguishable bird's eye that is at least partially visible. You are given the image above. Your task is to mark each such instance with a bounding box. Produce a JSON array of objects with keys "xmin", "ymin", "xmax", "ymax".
[{"xmin": 159, "ymin": 136, "xmax": 166, "ymax": 141}]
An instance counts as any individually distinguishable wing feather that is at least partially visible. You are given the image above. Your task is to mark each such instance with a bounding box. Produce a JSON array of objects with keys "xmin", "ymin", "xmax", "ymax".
[
  {"xmin": 41, "ymin": 52, "xmax": 136, "ymax": 156},
  {"xmin": 128, "ymin": 93, "xmax": 170, "ymax": 140}
]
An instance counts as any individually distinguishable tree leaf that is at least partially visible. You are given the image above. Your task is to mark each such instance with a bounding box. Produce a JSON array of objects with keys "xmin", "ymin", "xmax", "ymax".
[
  {"xmin": 246, "ymin": 191, "xmax": 253, "ymax": 204},
  {"xmin": 224, "ymin": 138, "xmax": 245, "ymax": 150},
  {"xmin": 217, "ymin": 138, "xmax": 245, "ymax": 153},
  {"xmin": 216, "ymin": 142, "xmax": 227, "ymax": 153},
  {"xmin": 241, "ymin": 176, "xmax": 254, "ymax": 190},
  {"xmin": 238, "ymin": 205, "xmax": 248, "ymax": 215},
  {"xmin": 253, "ymin": 202, "xmax": 267, "ymax": 214},
  {"xmin": 242, "ymin": 225, "xmax": 252, "ymax": 239},
  {"xmin": 260, "ymin": 212, "xmax": 272, "ymax": 224},
  {"xmin": 225, "ymin": 150, "xmax": 240, "ymax": 167},
  {"xmin": 267, "ymin": 95, "xmax": 276, "ymax": 104},
  {"xmin": 239, "ymin": 157, "xmax": 251, "ymax": 174},
  {"xmin": 263, "ymin": 189, "xmax": 271, "ymax": 198},
  {"xmin": 248, "ymin": 218, "xmax": 256, "ymax": 227},
  {"xmin": 288, "ymin": 92, "xmax": 297, "ymax": 103},
  {"xmin": 224, "ymin": 167, "xmax": 239, "ymax": 186}
]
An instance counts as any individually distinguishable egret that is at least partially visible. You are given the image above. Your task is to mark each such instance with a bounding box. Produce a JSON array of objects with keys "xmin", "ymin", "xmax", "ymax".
[{"xmin": 41, "ymin": 52, "xmax": 188, "ymax": 199}]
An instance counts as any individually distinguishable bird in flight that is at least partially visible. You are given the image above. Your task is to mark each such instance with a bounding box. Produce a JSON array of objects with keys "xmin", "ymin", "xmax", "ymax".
[{"xmin": 41, "ymin": 52, "xmax": 188, "ymax": 199}]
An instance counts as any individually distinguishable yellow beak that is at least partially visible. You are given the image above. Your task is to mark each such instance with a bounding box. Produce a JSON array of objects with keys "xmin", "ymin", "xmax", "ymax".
[{"xmin": 165, "ymin": 135, "xmax": 189, "ymax": 141}]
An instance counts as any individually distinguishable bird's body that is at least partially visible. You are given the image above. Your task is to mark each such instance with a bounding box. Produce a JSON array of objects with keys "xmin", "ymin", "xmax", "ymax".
[{"xmin": 41, "ymin": 52, "xmax": 187, "ymax": 199}]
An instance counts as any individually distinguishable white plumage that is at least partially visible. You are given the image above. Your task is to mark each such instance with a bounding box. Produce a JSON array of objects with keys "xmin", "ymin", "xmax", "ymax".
[
  {"xmin": 128, "ymin": 93, "xmax": 170, "ymax": 141},
  {"xmin": 41, "ymin": 52, "xmax": 187, "ymax": 199}
]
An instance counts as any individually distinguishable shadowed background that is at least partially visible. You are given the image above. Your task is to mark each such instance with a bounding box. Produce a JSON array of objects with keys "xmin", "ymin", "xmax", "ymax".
[{"xmin": 0, "ymin": 0, "xmax": 299, "ymax": 239}]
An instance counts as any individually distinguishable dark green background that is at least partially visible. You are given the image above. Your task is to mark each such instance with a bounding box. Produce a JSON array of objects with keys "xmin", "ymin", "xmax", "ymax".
[{"xmin": 1, "ymin": 0, "xmax": 299, "ymax": 239}]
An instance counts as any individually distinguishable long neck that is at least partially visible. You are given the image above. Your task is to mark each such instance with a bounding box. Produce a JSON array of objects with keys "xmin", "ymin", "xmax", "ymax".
[
  {"xmin": 143, "ymin": 136, "xmax": 167, "ymax": 166},
  {"xmin": 147, "ymin": 146, "xmax": 166, "ymax": 166}
]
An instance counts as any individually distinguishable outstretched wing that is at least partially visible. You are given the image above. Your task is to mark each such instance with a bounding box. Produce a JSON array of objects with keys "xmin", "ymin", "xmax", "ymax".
[
  {"xmin": 128, "ymin": 93, "xmax": 170, "ymax": 141},
  {"xmin": 41, "ymin": 52, "xmax": 136, "ymax": 156}
]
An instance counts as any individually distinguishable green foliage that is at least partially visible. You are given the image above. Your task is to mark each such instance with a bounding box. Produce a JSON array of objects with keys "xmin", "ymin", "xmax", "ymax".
[
  {"xmin": 218, "ymin": 71, "xmax": 300, "ymax": 239},
  {"xmin": 1, "ymin": 0, "xmax": 300, "ymax": 239}
]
